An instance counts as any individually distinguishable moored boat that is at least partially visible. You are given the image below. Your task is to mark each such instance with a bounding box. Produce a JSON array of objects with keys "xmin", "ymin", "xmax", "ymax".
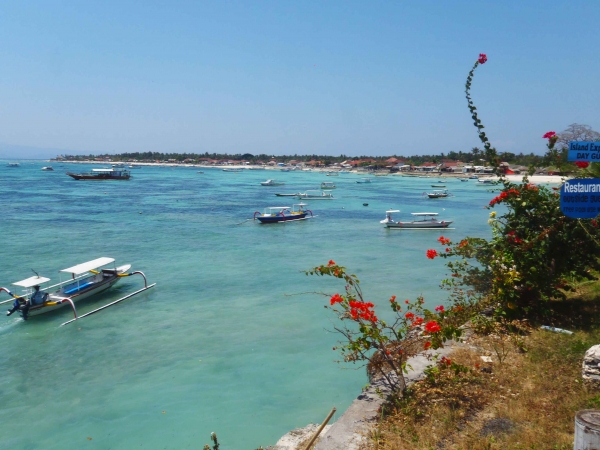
[
  {"xmin": 7, "ymin": 162, "xmax": 19, "ymax": 167},
  {"xmin": 476, "ymin": 179, "xmax": 495, "ymax": 185},
  {"xmin": 41, "ymin": 166, "xmax": 54, "ymax": 171},
  {"xmin": 1, "ymin": 257, "xmax": 154, "ymax": 320},
  {"xmin": 295, "ymin": 190, "xmax": 335, "ymax": 200},
  {"xmin": 260, "ymin": 179, "xmax": 285, "ymax": 186},
  {"xmin": 381, "ymin": 211, "xmax": 453, "ymax": 229},
  {"xmin": 66, "ymin": 168, "xmax": 131, "ymax": 180},
  {"xmin": 254, "ymin": 203, "xmax": 313, "ymax": 223},
  {"xmin": 320, "ymin": 181, "xmax": 336, "ymax": 189},
  {"xmin": 356, "ymin": 177, "xmax": 372, "ymax": 183},
  {"xmin": 424, "ymin": 189, "xmax": 451, "ymax": 198}
]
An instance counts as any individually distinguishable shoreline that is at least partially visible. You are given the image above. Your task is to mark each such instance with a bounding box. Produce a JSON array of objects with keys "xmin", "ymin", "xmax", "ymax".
[{"xmin": 54, "ymin": 160, "xmax": 565, "ymax": 184}]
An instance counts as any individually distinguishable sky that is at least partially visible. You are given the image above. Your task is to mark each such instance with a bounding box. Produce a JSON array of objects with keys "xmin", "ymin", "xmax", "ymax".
[{"xmin": 1, "ymin": 1, "xmax": 599, "ymax": 159}]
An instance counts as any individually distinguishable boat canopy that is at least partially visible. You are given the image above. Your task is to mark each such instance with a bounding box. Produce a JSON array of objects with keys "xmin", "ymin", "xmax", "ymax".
[
  {"xmin": 265, "ymin": 206, "xmax": 290, "ymax": 210},
  {"xmin": 411, "ymin": 212, "xmax": 439, "ymax": 216},
  {"xmin": 92, "ymin": 168, "xmax": 117, "ymax": 172},
  {"xmin": 386, "ymin": 209, "xmax": 400, "ymax": 213},
  {"xmin": 60, "ymin": 257, "xmax": 115, "ymax": 275},
  {"xmin": 13, "ymin": 275, "xmax": 51, "ymax": 287}
]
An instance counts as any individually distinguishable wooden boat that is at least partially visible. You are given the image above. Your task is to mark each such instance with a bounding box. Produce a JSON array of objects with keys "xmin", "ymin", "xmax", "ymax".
[
  {"xmin": 66, "ymin": 168, "xmax": 131, "ymax": 180},
  {"xmin": 295, "ymin": 190, "xmax": 335, "ymax": 200},
  {"xmin": 275, "ymin": 192, "xmax": 300, "ymax": 197},
  {"xmin": 424, "ymin": 189, "xmax": 451, "ymax": 198},
  {"xmin": 381, "ymin": 211, "xmax": 453, "ymax": 229},
  {"xmin": 326, "ymin": 172, "xmax": 339, "ymax": 177},
  {"xmin": 356, "ymin": 178, "xmax": 372, "ymax": 183},
  {"xmin": 254, "ymin": 203, "xmax": 313, "ymax": 224},
  {"xmin": 1, "ymin": 257, "xmax": 155, "ymax": 321},
  {"xmin": 260, "ymin": 179, "xmax": 285, "ymax": 186},
  {"xmin": 320, "ymin": 181, "xmax": 336, "ymax": 189},
  {"xmin": 431, "ymin": 184, "xmax": 446, "ymax": 188},
  {"xmin": 476, "ymin": 179, "xmax": 495, "ymax": 185}
]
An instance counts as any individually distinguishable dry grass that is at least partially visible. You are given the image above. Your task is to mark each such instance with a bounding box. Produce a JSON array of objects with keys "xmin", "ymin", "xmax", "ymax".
[{"xmin": 367, "ymin": 324, "xmax": 600, "ymax": 450}]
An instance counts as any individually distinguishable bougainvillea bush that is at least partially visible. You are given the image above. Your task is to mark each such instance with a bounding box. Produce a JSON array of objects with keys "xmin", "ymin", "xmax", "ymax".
[
  {"xmin": 428, "ymin": 53, "xmax": 600, "ymax": 318},
  {"xmin": 305, "ymin": 261, "xmax": 465, "ymax": 394}
]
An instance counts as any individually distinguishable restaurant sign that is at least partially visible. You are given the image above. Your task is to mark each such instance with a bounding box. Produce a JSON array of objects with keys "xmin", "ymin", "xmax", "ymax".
[{"xmin": 560, "ymin": 178, "xmax": 600, "ymax": 218}]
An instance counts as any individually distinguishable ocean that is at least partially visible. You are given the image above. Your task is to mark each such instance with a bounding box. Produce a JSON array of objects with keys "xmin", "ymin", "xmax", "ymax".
[{"xmin": 0, "ymin": 162, "xmax": 499, "ymax": 449}]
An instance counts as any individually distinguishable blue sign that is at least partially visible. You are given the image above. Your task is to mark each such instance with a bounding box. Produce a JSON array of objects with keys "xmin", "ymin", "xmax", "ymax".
[
  {"xmin": 560, "ymin": 178, "xmax": 600, "ymax": 218},
  {"xmin": 568, "ymin": 141, "xmax": 600, "ymax": 161}
]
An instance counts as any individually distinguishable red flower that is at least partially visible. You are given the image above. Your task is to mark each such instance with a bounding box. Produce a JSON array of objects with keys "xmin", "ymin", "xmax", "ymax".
[
  {"xmin": 329, "ymin": 294, "xmax": 343, "ymax": 305},
  {"xmin": 478, "ymin": 53, "xmax": 487, "ymax": 64},
  {"xmin": 327, "ymin": 260, "xmax": 336, "ymax": 266},
  {"xmin": 445, "ymin": 247, "xmax": 451, "ymax": 253},
  {"xmin": 576, "ymin": 161, "xmax": 590, "ymax": 169},
  {"xmin": 412, "ymin": 317, "xmax": 424, "ymax": 327},
  {"xmin": 440, "ymin": 356, "xmax": 452, "ymax": 366},
  {"xmin": 435, "ymin": 305, "xmax": 445, "ymax": 312},
  {"xmin": 592, "ymin": 219, "xmax": 598, "ymax": 228},
  {"xmin": 405, "ymin": 299, "xmax": 409, "ymax": 304},
  {"xmin": 437, "ymin": 236, "xmax": 451, "ymax": 245},
  {"xmin": 405, "ymin": 312, "xmax": 415, "ymax": 320},
  {"xmin": 425, "ymin": 321, "xmax": 442, "ymax": 333},
  {"xmin": 424, "ymin": 341, "xmax": 431, "ymax": 350},
  {"xmin": 389, "ymin": 295, "xmax": 397, "ymax": 303},
  {"xmin": 426, "ymin": 249, "xmax": 438, "ymax": 259},
  {"xmin": 543, "ymin": 131, "xmax": 556, "ymax": 139}
]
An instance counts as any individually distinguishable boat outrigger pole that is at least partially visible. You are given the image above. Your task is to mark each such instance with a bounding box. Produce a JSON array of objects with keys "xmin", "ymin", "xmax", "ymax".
[
  {"xmin": 59, "ymin": 271, "xmax": 156, "ymax": 327},
  {"xmin": 0, "ymin": 287, "xmax": 25, "ymax": 305}
]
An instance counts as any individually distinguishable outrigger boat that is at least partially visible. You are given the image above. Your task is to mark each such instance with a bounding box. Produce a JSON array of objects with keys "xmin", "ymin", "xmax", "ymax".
[
  {"xmin": 320, "ymin": 181, "xmax": 336, "ymax": 189},
  {"xmin": 254, "ymin": 203, "xmax": 313, "ymax": 223},
  {"xmin": 381, "ymin": 211, "xmax": 453, "ymax": 229},
  {"xmin": 66, "ymin": 168, "xmax": 131, "ymax": 180},
  {"xmin": 260, "ymin": 179, "xmax": 285, "ymax": 186},
  {"xmin": 1, "ymin": 257, "xmax": 155, "ymax": 324},
  {"xmin": 423, "ymin": 189, "xmax": 451, "ymax": 198},
  {"xmin": 295, "ymin": 190, "xmax": 335, "ymax": 200}
]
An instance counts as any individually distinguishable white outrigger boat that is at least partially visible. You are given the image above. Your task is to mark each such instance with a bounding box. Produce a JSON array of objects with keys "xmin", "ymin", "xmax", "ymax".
[
  {"xmin": 1, "ymin": 257, "xmax": 155, "ymax": 324},
  {"xmin": 381, "ymin": 211, "xmax": 453, "ymax": 229},
  {"xmin": 295, "ymin": 190, "xmax": 335, "ymax": 200}
]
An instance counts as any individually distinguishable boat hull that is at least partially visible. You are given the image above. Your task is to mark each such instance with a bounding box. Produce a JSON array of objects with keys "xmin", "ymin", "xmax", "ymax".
[
  {"xmin": 67, "ymin": 172, "xmax": 130, "ymax": 180},
  {"xmin": 386, "ymin": 220, "xmax": 453, "ymax": 229},
  {"xmin": 256, "ymin": 213, "xmax": 309, "ymax": 223}
]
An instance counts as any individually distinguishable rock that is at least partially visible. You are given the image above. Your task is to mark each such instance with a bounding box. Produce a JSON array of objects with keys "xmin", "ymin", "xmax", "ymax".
[{"xmin": 582, "ymin": 345, "xmax": 600, "ymax": 386}]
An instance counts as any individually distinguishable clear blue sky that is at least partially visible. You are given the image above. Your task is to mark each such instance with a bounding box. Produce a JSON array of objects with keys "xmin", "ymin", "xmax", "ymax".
[{"xmin": 1, "ymin": 1, "xmax": 599, "ymax": 158}]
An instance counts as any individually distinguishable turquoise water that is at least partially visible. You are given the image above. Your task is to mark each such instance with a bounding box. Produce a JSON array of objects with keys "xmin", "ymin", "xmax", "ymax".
[{"xmin": 1, "ymin": 162, "xmax": 499, "ymax": 449}]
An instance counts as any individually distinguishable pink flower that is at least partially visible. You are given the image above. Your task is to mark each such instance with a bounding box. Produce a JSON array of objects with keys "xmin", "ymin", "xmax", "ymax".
[
  {"xmin": 478, "ymin": 53, "xmax": 487, "ymax": 64},
  {"xmin": 542, "ymin": 131, "xmax": 556, "ymax": 139}
]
